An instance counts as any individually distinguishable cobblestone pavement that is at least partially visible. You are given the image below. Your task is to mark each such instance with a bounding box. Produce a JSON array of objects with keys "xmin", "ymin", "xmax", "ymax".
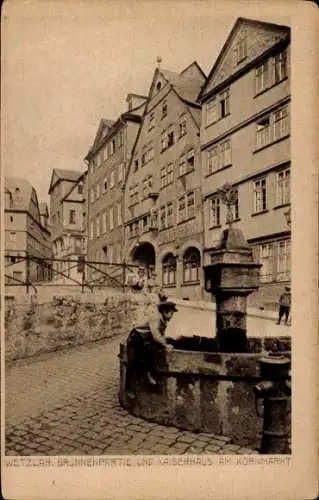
[{"xmin": 5, "ymin": 335, "xmax": 257, "ymax": 456}]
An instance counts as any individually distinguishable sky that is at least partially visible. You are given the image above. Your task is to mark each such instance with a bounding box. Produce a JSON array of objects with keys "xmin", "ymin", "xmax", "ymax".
[{"xmin": 2, "ymin": 0, "xmax": 291, "ymax": 204}]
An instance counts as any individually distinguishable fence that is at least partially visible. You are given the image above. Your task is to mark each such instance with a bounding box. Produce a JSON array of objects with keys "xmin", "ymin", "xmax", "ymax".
[{"xmin": 4, "ymin": 254, "xmax": 146, "ymax": 294}]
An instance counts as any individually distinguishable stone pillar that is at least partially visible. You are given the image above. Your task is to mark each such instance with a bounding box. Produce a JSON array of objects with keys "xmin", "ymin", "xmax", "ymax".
[{"xmin": 204, "ymin": 228, "xmax": 261, "ymax": 353}]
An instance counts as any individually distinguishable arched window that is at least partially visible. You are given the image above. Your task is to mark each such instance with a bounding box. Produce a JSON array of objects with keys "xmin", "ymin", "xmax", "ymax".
[
  {"xmin": 183, "ymin": 247, "xmax": 201, "ymax": 283},
  {"xmin": 162, "ymin": 253, "xmax": 177, "ymax": 286}
]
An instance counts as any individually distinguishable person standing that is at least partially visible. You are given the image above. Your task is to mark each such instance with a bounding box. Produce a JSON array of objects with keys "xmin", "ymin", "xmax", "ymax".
[{"xmin": 276, "ymin": 286, "xmax": 291, "ymax": 325}]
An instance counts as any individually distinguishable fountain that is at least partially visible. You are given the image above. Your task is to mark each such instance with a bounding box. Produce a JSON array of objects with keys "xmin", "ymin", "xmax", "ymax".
[{"xmin": 119, "ymin": 183, "xmax": 291, "ymax": 450}]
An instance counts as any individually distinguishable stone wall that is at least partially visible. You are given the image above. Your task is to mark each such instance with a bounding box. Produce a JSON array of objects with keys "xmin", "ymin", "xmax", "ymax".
[
  {"xmin": 119, "ymin": 344, "xmax": 291, "ymax": 448},
  {"xmin": 4, "ymin": 291, "xmax": 158, "ymax": 363}
]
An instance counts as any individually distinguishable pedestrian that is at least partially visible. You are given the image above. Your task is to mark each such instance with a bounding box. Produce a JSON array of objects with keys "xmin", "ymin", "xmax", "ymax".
[
  {"xmin": 125, "ymin": 296, "xmax": 178, "ymax": 397},
  {"xmin": 276, "ymin": 286, "xmax": 291, "ymax": 325}
]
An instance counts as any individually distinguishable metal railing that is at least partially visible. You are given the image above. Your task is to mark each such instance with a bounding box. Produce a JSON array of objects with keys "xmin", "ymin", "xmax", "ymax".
[{"xmin": 4, "ymin": 254, "xmax": 143, "ymax": 294}]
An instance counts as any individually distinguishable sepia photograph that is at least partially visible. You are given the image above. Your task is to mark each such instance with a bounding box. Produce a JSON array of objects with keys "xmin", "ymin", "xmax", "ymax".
[{"xmin": 1, "ymin": 1, "xmax": 317, "ymax": 499}]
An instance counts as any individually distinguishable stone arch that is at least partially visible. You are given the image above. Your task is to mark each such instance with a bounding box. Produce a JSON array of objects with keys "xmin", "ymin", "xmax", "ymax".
[{"xmin": 128, "ymin": 241, "xmax": 156, "ymax": 275}]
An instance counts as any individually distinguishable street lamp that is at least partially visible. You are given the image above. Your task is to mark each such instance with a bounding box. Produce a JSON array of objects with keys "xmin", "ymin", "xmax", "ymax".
[{"xmin": 284, "ymin": 207, "xmax": 291, "ymax": 228}]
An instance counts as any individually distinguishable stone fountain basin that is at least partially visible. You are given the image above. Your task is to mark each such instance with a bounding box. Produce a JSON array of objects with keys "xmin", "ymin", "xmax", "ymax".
[{"xmin": 119, "ymin": 336, "xmax": 291, "ymax": 449}]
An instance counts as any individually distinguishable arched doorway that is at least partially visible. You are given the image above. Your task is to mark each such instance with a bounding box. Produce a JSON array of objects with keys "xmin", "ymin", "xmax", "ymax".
[{"xmin": 130, "ymin": 242, "xmax": 156, "ymax": 276}]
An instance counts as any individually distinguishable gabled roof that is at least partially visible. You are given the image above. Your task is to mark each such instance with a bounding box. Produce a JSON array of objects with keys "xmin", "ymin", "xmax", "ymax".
[
  {"xmin": 5, "ymin": 177, "xmax": 34, "ymax": 212},
  {"xmin": 48, "ymin": 168, "xmax": 83, "ymax": 194},
  {"xmin": 198, "ymin": 17, "xmax": 290, "ymax": 101},
  {"xmin": 124, "ymin": 61, "xmax": 205, "ymax": 188},
  {"xmin": 85, "ymin": 100, "xmax": 146, "ymax": 161},
  {"xmin": 92, "ymin": 119, "xmax": 115, "ymax": 150},
  {"xmin": 160, "ymin": 61, "xmax": 206, "ymax": 106}
]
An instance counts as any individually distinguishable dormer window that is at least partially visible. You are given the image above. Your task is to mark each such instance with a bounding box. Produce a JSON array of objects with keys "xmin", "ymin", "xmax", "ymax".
[{"xmin": 78, "ymin": 184, "xmax": 83, "ymax": 194}]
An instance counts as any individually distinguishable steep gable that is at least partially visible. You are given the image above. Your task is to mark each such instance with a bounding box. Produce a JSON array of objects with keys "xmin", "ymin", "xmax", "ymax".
[
  {"xmin": 92, "ymin": 119, "xmax": 115, "ymax": 150},
  {"xmin": 200, "ymin": 17, "xmax": 290, "ymax": 99}
]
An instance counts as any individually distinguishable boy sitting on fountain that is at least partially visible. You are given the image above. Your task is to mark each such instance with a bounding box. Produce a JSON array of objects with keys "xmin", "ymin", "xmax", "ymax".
[{"xmin": 125, "ymin": 294, "xmax": 177, "ymax": 397}]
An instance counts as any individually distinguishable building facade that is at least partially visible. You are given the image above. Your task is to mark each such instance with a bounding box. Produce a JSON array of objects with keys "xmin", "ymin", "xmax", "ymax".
[
  {"xmin": 84, "ymin": 95, "xmax": 146, "ymax": 286},
  {"xmin": 199, "ymin": 18, "xmax": 291, "ymax": 308},
  {"xmin": 4, "ymin": 177, "xmax": 52, "ymax": 285},
  {"xmin": 124, "ymin": 62, "xmax": 206, "ymax": 300},
  {"xmin": 48, "ymin": 169, "xmax": 87, "ymax": 285}
]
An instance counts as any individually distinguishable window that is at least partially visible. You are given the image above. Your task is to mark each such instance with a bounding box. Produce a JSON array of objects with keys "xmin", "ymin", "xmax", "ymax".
[
  {"xmin": 219, "ymin": 140, "xmax": 231, "ymax": 168},
  {"xmin": 167, "ymin": 202, "xmax": 173, "ymax": 227},
  {"xmin": 277, "ymin": 240, "xmax": 291, "ymax": 282},
  {"xmin": 134, "ymin": 159, "xmax": 139, "ymax": 171},
  {"xmin": 102, "ymin": 211, "xmax": 107, "ymax": 233},
  {"xmin": 142, "ymin": 145, "xmax": 154, "ymax": 165},
  {"xmin": 103, "ymin": 177, "xmax": 108, "ymax": 193},
  {"xmin": 118, "ymin": 130, "xmax": 124, "ymax": 148},
  {"xmin": 260, "ymin": 244, "xmax": 273, "ymax": 283},
  {"xmin": 219, "ymin": 89, "xmax": 230, "ymax": 118},
  {"xmin": 110, "ymin": 139, "xmax": 115, "ymax": 155},
  {"xmin": 187, "ymin": 149, "xmax": 195, "ymax": 169},
  {"xmin": 232, "ymin": 190, "xmax": 239, "ymax": 220},
  {"xmin": 179, "ymin": 154, "xmax": 187, "ymax": 176},
  {"xmin": 253, "ymin": 178, "xmax": 267, "ymax": 213},
  {"xmin": 276, "ymin": 169, "xmax": 290, "ymax": 206},
  {"xmin": 156, "ymin": 81, "xmax": 162, "ymax": 91},
  {"xmin": 109, "ymin": 207, "xmax": 114, "ymax": 230},
  {"xmin": 69, "ymin": 210, "xmax": 76, "ymax": 224},
  {"xmin": 273, "ymin": 106, "xmax": 289, "ymax": 141},
  {"xmin": 162, "ymin": 254, "xmax": 176, "ymax": 286},
  {"xmin": 183, "ymin": 248, "xmax": 201, "ymax": 283},
  {"xmin": 90, "ymin": 188, "xmax": 95, "ymax": 203},
  {"xmin": 90, "ymin": 221, "xmax": 94, "ymax": 240},
  {"xmin": 96, "ymin": 215, "xmax": 100, "ymax": 237},
  {"xmin": 256, "ymin": 116, "xmax": 271, "ymax": 148},
  {"xmin": 167, "ymin": 125, "xmax": 174, "ymax": 147},
  {"xmin": 162, "ymin": 100, "xmax": 167, "ymax": 118},
  {"xmin": 78, "ymin": 184, "xmax": 83, "ymax": 194},
  {"xmin": 207, "ymin": 147, "xmax": 218, "ymax": 175},
  {"xmin": 161, "ymin": 130, "xmax": 168, "ymax": 151},
  {"xmin": 161, "ymin": 165, "xmax": 173, "ymax": 188},
  {"xmin": 177, "ymin": 192, "xmax": 195, "ymax": 223},
  {"xmin": 142, "ymin": 176, "xmax": 153, "ymax": 198},
  {"xmin": 255, "ymin": 49, "xmax": 287, "ymax": 95},
  {"xmin": 255, "ymin": 60, "xmax": 270, "ymax": 94},
  {"xmin": 207, "ymin": 139, "xmax": 231, "ymax": 175},
  {"xmin": 117, "ymin": 202, "xmax": 122, "ymax": 226},
  {"xmin": 179, "ymin": 117, "xmax": 187, "ymax": 138},
  {"xmin": 206, "ymin": 98, "xmax": 218, "ymax": 126},
  {"xmin": 148, "ymin": 112, "xmax": 155, "ymax": 131},
  {"xmin": 235, "ymin": 38, "xmax": 247, "ymax": 63},
  {"xmin": 96, "ymin": 183, "xmax": 100, "ymax": 200},
  {"xmin": 273, "ymin": 50, "xmax": 287, "ymax": 84},
  {"xmin": 129, "ymin": 185, "xmax": 139, "ymax": 205},
  {"xmin": 187, "ymin": 191, "xmax": 195, "ymax": 219},
  {"xmin": 178, "ymin": 196, "xmax": 186, "ymax": 222},
  {"xmin": 110, "ymin": 170, "xmax": 115, "ymax": 188},
  {"xmin": 210, "ymin": 198, "xmax": 221, "ymax": 227},
  {"xmin": 167, "ymin": 163, "xmax": 173, "ymax": 185}
]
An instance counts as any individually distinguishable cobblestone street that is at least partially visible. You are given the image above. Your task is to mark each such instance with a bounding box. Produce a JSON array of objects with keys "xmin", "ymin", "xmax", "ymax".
[{"xmin": 5, "ymin": 334, "xmax": 257, "ymax": 456}]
